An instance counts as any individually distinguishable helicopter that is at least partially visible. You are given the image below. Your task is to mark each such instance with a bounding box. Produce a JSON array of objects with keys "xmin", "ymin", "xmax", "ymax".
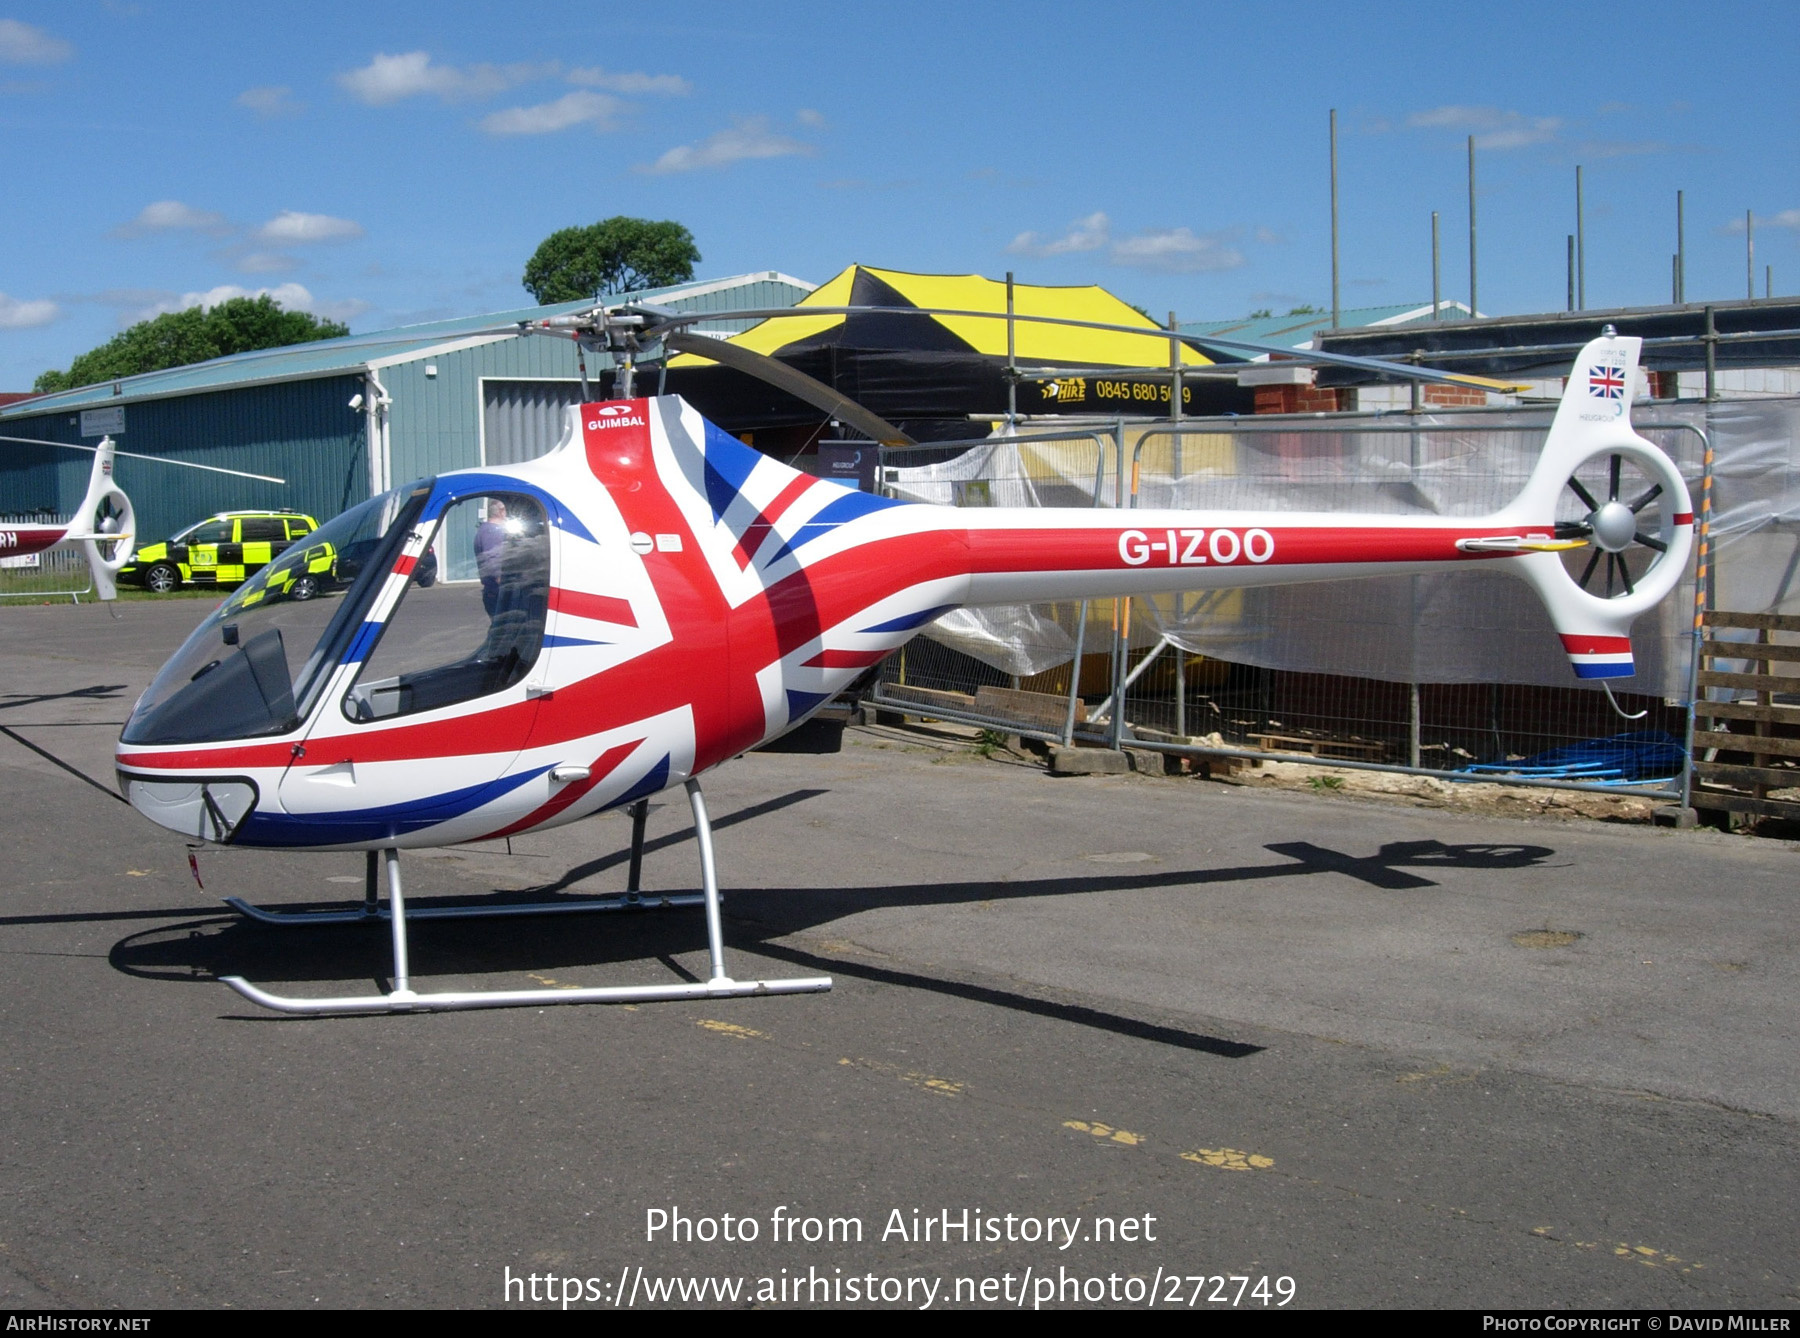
[
  {"xmin": 105, "ymin": 323, "xmax": 1691, "ymax": 1016},
  {"xmin": 0, "ymin": 434, "xmax": 289, "ymax": 600},
  {"xmin": 0, "ymin": 437, "xmax": 135, "ymax": 599}
]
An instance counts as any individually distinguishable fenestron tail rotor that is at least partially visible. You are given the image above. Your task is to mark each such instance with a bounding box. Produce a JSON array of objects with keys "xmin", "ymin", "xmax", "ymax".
[{"xmin": 1554, "ymin": 448, "xmax": 1679, "ymax": 603}]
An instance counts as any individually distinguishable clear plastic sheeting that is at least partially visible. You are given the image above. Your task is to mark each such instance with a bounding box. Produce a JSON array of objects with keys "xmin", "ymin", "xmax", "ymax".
[
  {"xmin": 923, "ymin": 603, "xmax": 1082, "ymax": 678},
  {"xmin": 876, "ymin": 401, "xmax": 1792, "ymax": 700},
  {"xmin": 1704, "ymin": 397, "xmax": 1800, "ymax": 617},
  {"xmin": 882, "ymin": 428, "xmax": 1114, "ymax": 511}
]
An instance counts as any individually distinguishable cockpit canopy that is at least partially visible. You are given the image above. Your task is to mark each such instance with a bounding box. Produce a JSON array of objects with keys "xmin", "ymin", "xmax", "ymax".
[{"xmin": 121, "ymin": 479, "xmax": 553, "ymax": 747}]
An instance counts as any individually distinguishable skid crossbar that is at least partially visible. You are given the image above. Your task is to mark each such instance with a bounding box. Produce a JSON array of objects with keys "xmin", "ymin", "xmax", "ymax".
[{"xmin": 218, "ymin": 778, "xmax": 832, "ymax": 1015}]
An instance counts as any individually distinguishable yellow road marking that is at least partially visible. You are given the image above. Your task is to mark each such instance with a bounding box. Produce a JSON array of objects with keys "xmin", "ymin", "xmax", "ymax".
[
  {"xmin": 840, "ymin": 1057, "xmax": 964, "ymax": 1095},
  {"xmin": 1064, "ymin": 1119, "xmax": 1143, "ymax": 1146},
  {"xmin": 1531, "ymin": 1228, "xmax": 1704, "ymax": 1273},
  {"xmin": 1182, "ymin": 1147, "xmax": 1274, "ymax": 1171},
  {"xmin": 698, "ymin": 1019, "xmax": 767, "ymax": 1040}
]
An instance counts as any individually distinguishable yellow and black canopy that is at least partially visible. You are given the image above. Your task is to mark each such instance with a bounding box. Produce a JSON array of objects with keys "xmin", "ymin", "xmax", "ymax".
[{"xmin": 662, "ymin": 265, "xmax": 1238, "ymax": 436}]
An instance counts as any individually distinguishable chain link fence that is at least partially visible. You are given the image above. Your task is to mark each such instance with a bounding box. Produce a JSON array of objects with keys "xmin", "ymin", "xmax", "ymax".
[
  {"xmin": 867, "ymin": 412, "xmax": 1708, "ymax": 802},
  {"xmin": 0, "ymin": 512, "xmax": 92, "ymax": 603}
]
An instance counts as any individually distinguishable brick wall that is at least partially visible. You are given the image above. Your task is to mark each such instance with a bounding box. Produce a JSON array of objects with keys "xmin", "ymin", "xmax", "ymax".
[
  {"xmin": 1421, "ymin": 383, "xmax": 1488, "ymax": 408},
  {"xmin": 1253, "ymin": 385, "xmax": 1357, "ymax": 414}
]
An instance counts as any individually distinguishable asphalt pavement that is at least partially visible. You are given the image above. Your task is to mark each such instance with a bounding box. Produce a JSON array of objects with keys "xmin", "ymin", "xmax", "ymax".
[{"xmin": 0, "ymin": 598, "xmax": 1794, "ymax": 1309}]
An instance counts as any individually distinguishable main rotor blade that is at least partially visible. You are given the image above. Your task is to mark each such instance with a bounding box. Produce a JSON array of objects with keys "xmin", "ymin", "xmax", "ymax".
[
  {"xmin": 0, "ymin": 435, "xmax": 286, "ymax": 484},
  {"xmin": 661, "ymin": 332, "xmax": 915, "ymax": 446},
  {"xmin": 622, "ymin": 302, "xmax": 1531, "ymax": 392}
]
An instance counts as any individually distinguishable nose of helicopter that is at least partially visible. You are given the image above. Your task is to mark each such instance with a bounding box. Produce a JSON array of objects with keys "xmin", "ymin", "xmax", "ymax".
[{"xmin": 117, "ymin": 772, "xmax": 259, "ymax": 843}]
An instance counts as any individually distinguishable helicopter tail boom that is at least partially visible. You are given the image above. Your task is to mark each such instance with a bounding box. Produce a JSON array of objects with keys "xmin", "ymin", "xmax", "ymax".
[{"xmin": 949, "ymin": 336, "xmax": 1692, "ymax": 681}]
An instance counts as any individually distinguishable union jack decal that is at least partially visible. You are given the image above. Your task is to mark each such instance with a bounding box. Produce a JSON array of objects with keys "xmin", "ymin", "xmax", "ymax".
[{"xmin": 1588, "ymin": 364, "xmax": 1626, "ymax": 399}]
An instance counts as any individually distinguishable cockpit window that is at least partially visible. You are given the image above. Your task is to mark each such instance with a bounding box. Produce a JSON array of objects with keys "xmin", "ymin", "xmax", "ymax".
[
  {"xmin": 121, "ymin": 483, "xmax": 432, "ymax": 746},
  {"xmin": 342, "ymin": 493, "xmax": 550, "ymax": 723}
]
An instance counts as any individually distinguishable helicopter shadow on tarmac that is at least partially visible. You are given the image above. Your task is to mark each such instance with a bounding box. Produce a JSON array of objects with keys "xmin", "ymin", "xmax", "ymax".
[{"xmin": 91, "ymin": 788, "xmax": 1556, "ymax": 1057}]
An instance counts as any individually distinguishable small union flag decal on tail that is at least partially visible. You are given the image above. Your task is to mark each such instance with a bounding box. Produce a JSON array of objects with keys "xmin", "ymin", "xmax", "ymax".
[{"xmin": 1588, "ymin": 364, "xmax": 1626, "ymax": 399}]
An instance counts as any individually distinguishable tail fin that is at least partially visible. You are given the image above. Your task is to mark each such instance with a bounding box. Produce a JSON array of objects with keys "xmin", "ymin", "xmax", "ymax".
[
  {"xmin": 67, "ymin": 438, "xmax": 135, "ymax": 601},
  {"xmin": 1500, "ymin": 335, "xmax": 1694, "ymax": 680}
]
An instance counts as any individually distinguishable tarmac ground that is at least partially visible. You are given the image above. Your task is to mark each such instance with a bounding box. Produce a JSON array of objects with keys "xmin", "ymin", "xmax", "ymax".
[{"xmin": 0, "ymin": 599, "xmax": 1795, "ymax": 1310}]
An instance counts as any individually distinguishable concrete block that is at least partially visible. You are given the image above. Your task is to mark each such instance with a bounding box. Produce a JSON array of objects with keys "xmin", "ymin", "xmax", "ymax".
[
  {"xmin": 1048, "ymin": 744, "xmax": 1129, "ymax": 776},
  {"xmin": 1123, "ymin": 747, "xmax": 1180, "ymax": 776},
  {"xmin": 1652, "ymin": 805, "xmax": 1699, "ymax": 829}
]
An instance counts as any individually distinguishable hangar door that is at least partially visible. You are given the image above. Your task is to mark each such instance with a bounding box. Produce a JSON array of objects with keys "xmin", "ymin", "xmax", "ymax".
[{"xmin": 481, "ymin": 380, "xmax": 588, "ymax": 467}]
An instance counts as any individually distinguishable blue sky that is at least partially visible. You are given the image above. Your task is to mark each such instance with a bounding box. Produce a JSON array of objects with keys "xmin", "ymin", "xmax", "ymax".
[{"xmin": 1, "ymin": 0, "xmax": 1795, "ymax": 389}]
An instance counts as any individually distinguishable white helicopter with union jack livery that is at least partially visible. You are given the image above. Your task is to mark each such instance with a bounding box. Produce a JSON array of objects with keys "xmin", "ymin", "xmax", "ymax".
[{"xmin": 104, "ymin": 312, "xmax": 1691, "ymax": 1016}]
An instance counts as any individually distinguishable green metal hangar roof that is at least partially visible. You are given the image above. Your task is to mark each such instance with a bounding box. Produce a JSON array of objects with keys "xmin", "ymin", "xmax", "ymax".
[{"xmin": 0, "ymin": 271, "xmax": 812, "ymax": 546}]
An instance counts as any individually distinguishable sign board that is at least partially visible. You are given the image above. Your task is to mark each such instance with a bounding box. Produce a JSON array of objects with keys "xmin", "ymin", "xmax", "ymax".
[
  {"xmin": 0, "ymin": 553, "xmax": 42, "ymax": 569},
  {"xmin": 817, "ymin": 442, "xmax": 877, "ymax": 492},
  {"xmin": 1020, "ymin": 375, "xmax": 1193, "ymax": 415},
  {"xmin": 80, "ymin": 406, "xmax": 125, "ymax": 437}
]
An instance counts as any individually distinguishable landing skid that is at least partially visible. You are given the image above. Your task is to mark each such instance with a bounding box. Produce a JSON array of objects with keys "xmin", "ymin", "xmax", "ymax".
[{"xmin": 218, "ymin": 779, "xmax": 832, "ymax": 1015}]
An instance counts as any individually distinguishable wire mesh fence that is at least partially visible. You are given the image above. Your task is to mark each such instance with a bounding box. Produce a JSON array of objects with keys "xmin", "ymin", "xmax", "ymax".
[
  {"xmin": 0, "ymin": 513, "xmax": 92, "ymax": 602},
  {"xmin": 868, "ymin": 414, "xmax": 1703, "ymax": 801}
]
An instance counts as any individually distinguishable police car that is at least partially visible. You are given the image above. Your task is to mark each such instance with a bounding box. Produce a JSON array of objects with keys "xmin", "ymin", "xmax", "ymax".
[{"xmin": 121, "ymin": 510, "xmax": 319, "ymax": 593}]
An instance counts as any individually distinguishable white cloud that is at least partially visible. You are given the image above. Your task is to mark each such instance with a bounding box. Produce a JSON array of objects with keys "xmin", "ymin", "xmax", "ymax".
[
  {"xmin": 637, "ymin": 115, "xmax": 814, "ymax": 174},
  {"xmin": 234, "ymin": 251, "xmax": 300, "ymax": 274},
  {"xmin": 1406, "ymin": 104, "xmax": 1561, "ymax": 150},
  {"xmin": 565, "ymin": 66, "xmax": 689, "ymax": 95},
  {"xmin": 1006, "ymin": 212, "xmax": 1111, "ymax": 257},
  {"xmin": 1110, "ymin": 227, "xmax": 1244, "ymax": 273},
  {"xmin": 255, "ymin": 211, "xmax": 363, "ymax": 244},
  {"xmin": 237, "ymin": 85, "xmax": 301, "ymax": 117},
  {"xmin": 337, "ymin": 51, "xmax": 553, "ymax": 105},
  {"xmin": 480, "ymin": 89, "xmax": 623, "ymax": 136},
  {"xmin": 1578, "ymin": 138, "xmax": 1672, "ymax": 159},
  {"xmin": 1724, "ymin": 209, "xmax": 1800, "ymax": 234},
  {"xmin": 1007, "ymin": 213, "xmax": 1247, "ymax": 272},
  {"xmin": 113, "ymin": 200, "xmax": 231, "ymax": 238},
  {"xmin": 795, "ymin": 107, "xmax": 826, "ymax": 128},
  {"xmin": 122, "ymin": 283, "xmax": 367, "ymax": 326},
  {"xmin": 0, "ymin": 292, "xmax": 58, "ymax": 328},
  {"xmin": 0, "ymin": 19, "xmax": 72, "ymax": 65}
]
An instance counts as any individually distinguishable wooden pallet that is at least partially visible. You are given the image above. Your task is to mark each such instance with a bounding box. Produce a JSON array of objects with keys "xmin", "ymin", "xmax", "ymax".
[
  {"xmin": 1248, "ymin": 732, "xmax": 1389, "ymax": 762},
  {"xmin": 1691, "ymin": 611, "xmax": 1800, "ymax": 821},
  {"xmin": 972, "ymin": 685, "xmax": 1087, "ymax": 732}
]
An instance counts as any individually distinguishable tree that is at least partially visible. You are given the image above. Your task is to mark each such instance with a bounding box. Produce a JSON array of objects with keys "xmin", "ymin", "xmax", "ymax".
[
  {"xmin": 34, "ymin": 295, "xmax": 348, "ymax": 393},
  {"xmin": 522, "ymin": 217, "xmax": 699, "ymax": 304}
]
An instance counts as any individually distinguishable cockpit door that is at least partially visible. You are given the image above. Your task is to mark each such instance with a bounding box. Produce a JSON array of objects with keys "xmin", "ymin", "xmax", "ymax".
[{"xmin": 276, "ymin": 485, "xmax": 559, "ymax": 847}]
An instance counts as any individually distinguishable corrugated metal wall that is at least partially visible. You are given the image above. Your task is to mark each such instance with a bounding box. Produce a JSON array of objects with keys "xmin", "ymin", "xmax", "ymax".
[
  {"xmin": 482, "ymin": 381, "xmax": 584, "ymax": 466},
  {"xmin": 383, "ymin": 336, "xmax": 580, "ymax": 486},
  {"xmin": 0, "ymin": 375, "xmax": 365, "ymax": 544}
]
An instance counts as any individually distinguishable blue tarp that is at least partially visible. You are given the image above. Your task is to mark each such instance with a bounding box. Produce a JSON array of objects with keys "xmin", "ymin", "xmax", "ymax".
[{"xmin": 1462, "ymin": 729, "xmax": 1686, "ymax": 785}]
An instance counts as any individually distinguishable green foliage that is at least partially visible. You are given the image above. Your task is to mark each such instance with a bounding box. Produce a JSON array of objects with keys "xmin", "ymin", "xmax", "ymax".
[
  {"xmin": 972, "ymin": 727, "xmax": 1010, "ymax": 757},
  {"xmin": 521, "ymin": 217, "xmax": 700, "ymax": 303},
  {"xmin": 1307, "ymin": 774, "xmax": 1345, "ymax": 791},
  {"xmin": 1247, "ymin": 308, "xmax": 1273, "ymax": 319},
  {"xmin": 34, "ymin": 296, "xmax": 347, "ymax": 393},
  {"xmin": 1286, "ymin": 304, "xmax": 1324, "ymax": 316}
]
